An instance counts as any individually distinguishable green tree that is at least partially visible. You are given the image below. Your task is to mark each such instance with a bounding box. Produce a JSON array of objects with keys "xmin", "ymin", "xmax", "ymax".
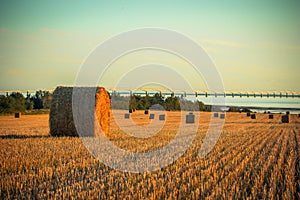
[
  {"xmin": 25, "ymin": 92, "xmax": 33, "ymax": 110},
  {"xmin": 110, "ymin": 92, "xmax": 129, "ymax": 110},
  {"xmin": 144, "ymin": 94, "xmax": 149, "ymax": 109},
  {"xmin": 31, "ymin": 91, "xmax": 43, "ymax": 109},
  {"xmin": 136, "ymin": 96, "xmax": 146, "ymax": 110},
  {"xmin": 0, "ymin": 95, "xmax": 15, "ymax": 113},
  {"xmin": 30, "ymin": 90, "xmax": 53, "ymax": 109},
  {"xmin": 164, "ymin": 96, "xmax": 180, "ymax": 111},
  {"xmin": 198, "ymin": 101, "xmax": 206, "ymax": 111},
  {"xmin": 10, "ymin": 92, "xmax": 25, "ymax": 112},
  {"xmin": 129, "ymin": 95, "xmax": 137, "ymax": 110},
  {"xmin": 42, "ymin": 91, "xmax": 52, "ymax": 109},
  {"xmin": 149, "ymin": 93, "xmax": 164, "ymax": 106}
]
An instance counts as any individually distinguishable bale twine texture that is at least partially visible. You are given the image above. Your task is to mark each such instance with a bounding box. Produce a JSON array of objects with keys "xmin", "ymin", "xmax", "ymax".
[{"xmin": 50, "ymin": 86, "xmax": 110, "ymax": 137}]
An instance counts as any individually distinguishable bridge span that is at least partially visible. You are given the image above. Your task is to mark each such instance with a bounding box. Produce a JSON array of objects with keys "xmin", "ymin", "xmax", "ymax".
[{"xmin": 0, "ymin": 88, "xmax": 299, "ymax": 98}]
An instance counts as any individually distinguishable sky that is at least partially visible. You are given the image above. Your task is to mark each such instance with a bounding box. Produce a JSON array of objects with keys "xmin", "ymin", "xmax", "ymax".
[{"xmin": 0, "ymin": 0, "xmax": 299, "ymax": 92}]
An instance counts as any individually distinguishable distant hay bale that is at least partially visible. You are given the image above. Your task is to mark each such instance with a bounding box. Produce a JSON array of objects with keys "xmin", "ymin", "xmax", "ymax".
[
  {"xmin": 149, "ymin": 114, "xmax": 155, "ymax": 119},
  {"xmin": 251, "ymin": 114, "xmax": 256, "ymax": 119},
  {"xmin": 214, "ymin": 113, "xmax": 219, "ymax": 117},
  {"xmin": 220, "ymin": 113, "xmax": 225, "ymax": 119},
  {"xmin": 159, "ymin": 114, "xmax": 165, "ymax": 120},
  {"xmin": 124, "ymin": 113, "xmax": 130, "ymax": 119},
  {"xmin": 269, "ymin": 114, "xmax": 274, "ymax": 119},
  {"xmin": 281, "ymin": 115, "xmax": 289, "ymax": 123},
  {"xmin": 49, "ymin": 86, "xmax": 110, "ymax": 137},
  {"xmin": 14, "ymin": 112, "xmax": 21, "ymax": 118},
  {"xmin": 186, "ymin": 113, "xmax": 195, "ymax": 124}
]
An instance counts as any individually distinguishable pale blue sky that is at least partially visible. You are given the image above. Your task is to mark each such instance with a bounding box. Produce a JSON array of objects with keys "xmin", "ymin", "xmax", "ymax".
[{"xmin": 0, "ymin": 0, "xmax": 299, "ymax": 91}]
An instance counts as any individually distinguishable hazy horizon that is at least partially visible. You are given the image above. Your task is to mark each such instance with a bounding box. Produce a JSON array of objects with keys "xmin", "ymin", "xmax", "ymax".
[{"xmin": 0, "ymin": 0, "xmax": 299, "ymax": 91}]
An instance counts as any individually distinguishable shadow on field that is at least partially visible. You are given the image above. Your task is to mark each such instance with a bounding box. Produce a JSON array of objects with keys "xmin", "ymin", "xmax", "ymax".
[{"xmin": 0, "ymin": 134, "xmax": 50, "ymax": 139}]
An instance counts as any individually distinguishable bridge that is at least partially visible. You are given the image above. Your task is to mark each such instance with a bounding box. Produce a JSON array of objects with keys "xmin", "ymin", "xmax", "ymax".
[
  {"xmin": 0, "ymin": 88, "xmax": 299, "ymax": 98},
  {"xmin": 108, "ymin": 88, "xmax": 300, "ymax": 98}
]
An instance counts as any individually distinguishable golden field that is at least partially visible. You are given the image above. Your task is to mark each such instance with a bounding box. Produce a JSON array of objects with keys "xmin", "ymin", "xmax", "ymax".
[{"xmin": 0, "ymin": 111, "xmax": 299, "ymax": 199}]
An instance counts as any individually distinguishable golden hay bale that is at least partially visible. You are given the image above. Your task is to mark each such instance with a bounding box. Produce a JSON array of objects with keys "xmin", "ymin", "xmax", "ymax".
[{"xmin": 49, "ymin": 86, "xmax": 110, "ymax": 137}]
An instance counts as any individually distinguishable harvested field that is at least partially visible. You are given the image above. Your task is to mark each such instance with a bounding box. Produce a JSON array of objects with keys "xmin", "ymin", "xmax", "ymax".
[
  {"xmin": 0, "ymin": 112, "xmax": 299, "ymax": 199},
  {"xmin": 0, "ymin": 114, "xmax": 49, "ymax": 137}
]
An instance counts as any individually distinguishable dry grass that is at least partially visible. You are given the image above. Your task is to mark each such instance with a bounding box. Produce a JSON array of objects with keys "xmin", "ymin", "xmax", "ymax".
[
  {"xmin": 0, "ymin": 114, "xmax": 49, "ymax": 137},
  {"xmin": 0, "ymin": 112, "xmax": 299, "ymax": 199}
]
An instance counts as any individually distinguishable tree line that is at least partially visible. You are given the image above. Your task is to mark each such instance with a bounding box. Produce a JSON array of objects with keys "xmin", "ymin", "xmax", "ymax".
[
  {"xmin": 111, "ymin": 92, "xmax": 206, "ymax": 111},
  {"xmin": 0, "ymin": 91, "xmax": 52, "ymax": 114},
  {"xmin": 1, "ymin": 90, "xmax": 247, "ymax": 114}
]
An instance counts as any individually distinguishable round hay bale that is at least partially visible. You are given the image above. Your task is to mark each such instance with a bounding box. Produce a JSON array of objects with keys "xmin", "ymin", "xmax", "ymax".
[
  {"xmin": 14, "ymin": 112, "xmax": 21, "ymax": 118},
  {"xmin": 149, "ymin": 113, "xmax": 155, "ymax": 119},
  {"xmin": 95, "ymin": 87, "xmax": 111, "ymax": 136},
  {"xmin": 250, "ymin": 114, "xmax": 256, "ymax": 119},
  {"xmin": 159, "ymin": 114, "xmax": 165, "ymax": 120},
  {"xmin": 281, "ymin": 115, "xmax": 289, "ymax": 123},
  {"xmin": 50, "ymin": 86, "xmax": 110, "ymax": 137},
  {"xmin": 269, "ymin": 114, "xmax": 274, "ymax": 119},
  {"xmin": 220, "ymin": 113, "xmax": 225, "ymax": 119},
  {"xmin": 186, "ymin": 113, "xmax": 195, "ymax": 124}
]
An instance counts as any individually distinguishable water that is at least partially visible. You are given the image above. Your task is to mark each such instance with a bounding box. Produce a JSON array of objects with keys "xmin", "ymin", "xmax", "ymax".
[{"xmin": 196, "ymin": 97, "xmax": 300, "ymax": 114}]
